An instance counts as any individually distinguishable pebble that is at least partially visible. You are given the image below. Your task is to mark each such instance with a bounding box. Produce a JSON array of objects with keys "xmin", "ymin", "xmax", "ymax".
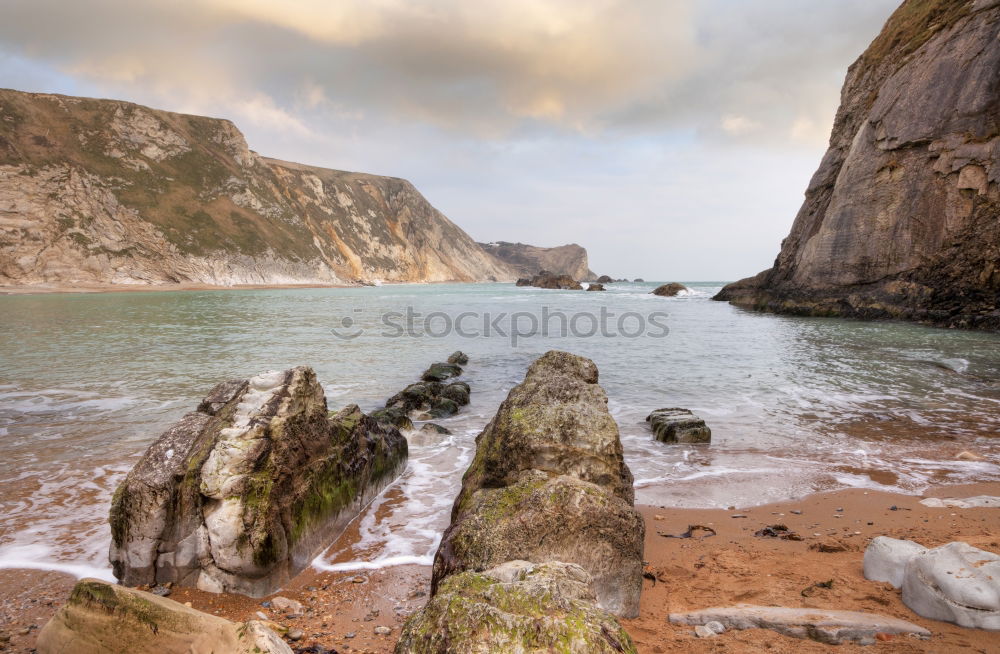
[
  {"xmin": 184, "ymin": 601, "xmax": 192, "ymax": 607},
  {"xmin": 694, "ymin": 624, "xmax": 718, "ymax": 638},
  {"xmin": 256, "ymin": 611, "xmax": 269, "ymax": 620},
  {"xmin": 345, "ymin": 632, "xmax": 356, "ymax": 639},
  {"xmin": 731, "ymin": 514, "xmax": 748, "ymax": 519},
  {"xmin": 790, "ymin": 510, "xmax": 802, "ymax": 515},
  {"xmin": 351, "ymin": 576, "xmax": 366, "ymax": 584},
  {"xmin": 705, "ymin": 621, "xmax": 726, "ymax": 634},
  {"xmin": 150, "ymin": 585, "xmax": 171, "ymax": 597},
  {"xmin": 287, "ymin": 628, "xmax": 304, "ymax": 641},
  {"xmin": 374, "ymin": 625, "xmax": 392, "ymax": 635}
]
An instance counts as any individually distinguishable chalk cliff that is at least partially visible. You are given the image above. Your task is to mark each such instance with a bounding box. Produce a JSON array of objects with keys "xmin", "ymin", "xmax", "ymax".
[
  {"xmin": 716, "ymin": 0, "xmax": 1000, "ymax": 330},
  {"xmin": 0, "ymin": 89, "xmax": 520, "ymax": 287},
  {"xmin": 478, "ymin": 241, "xmax": 596, "ymax": 280}
]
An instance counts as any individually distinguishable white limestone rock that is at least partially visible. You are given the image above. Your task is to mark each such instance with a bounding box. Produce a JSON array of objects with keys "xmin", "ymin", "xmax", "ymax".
[
  {"xmin": 863, "ymin": 536, "xmax": 928, "ymax": 588},
  {"xmin": 901, "ymin": 541, "xmax": 1000, "ymax": 630}
]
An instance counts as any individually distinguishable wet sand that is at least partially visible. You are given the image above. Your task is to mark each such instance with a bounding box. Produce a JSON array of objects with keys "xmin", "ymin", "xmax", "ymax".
[{"xmin": 2, "ymin": 481, "xmax": 998, "ymax": 653}]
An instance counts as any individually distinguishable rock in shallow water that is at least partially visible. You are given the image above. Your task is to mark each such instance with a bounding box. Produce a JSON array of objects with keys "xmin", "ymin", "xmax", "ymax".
[
  {"xmin": 431, "ymin": 350, "xmax": 643, "ymax": 617},
  {"xmin": 109, "ymin": 367, "xmax": 408, "ymax": 597},
  {"xmin": 651, "ymin": 283, "xmax": 687, "ymax": 297},
  {"xmin": 36, "ymin": 578, "xmax": 291, "ymax": 654},
  {"xmin": 396, "ymin": 561, "xmax": 636, "ymax": 654},
  {"xmin": 669, "ymin": 605, "xmax": 930, "ymax": 645},
  {"xmin": 646, "ymin": 408, "xmax": 711, "ymax": 443}
]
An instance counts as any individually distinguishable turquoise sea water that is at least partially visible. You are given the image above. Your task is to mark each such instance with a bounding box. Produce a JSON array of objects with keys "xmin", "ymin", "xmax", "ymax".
[{"xmin": 1, "ymin": 281, "xmax": 998, "ymax": 577}]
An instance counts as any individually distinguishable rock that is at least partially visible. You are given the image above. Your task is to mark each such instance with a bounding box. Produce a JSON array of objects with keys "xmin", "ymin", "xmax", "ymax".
[
  {"xmin": 587, "ymin": 283, "xmax": 606, "ymax": 291},
  {"xmin": 863, "ymin": 537, "xmax": 928, "ymax": 588},
  {"xmin": 595, "ymin": 275, "xmax": 614, "ymax": 284},
  {"xmin": 668, "ymin": 605, "xmax": 930, "ymax": 645},
  {"xmin": 287, "ymin": 629, "xmax": 304, "ymax": 641},
  {"xmin": 419, "ymin": 423, "xmax": 451, "ymax": 435},
  {"xmin": 150, "ymin": 584, "xmax": 171, "ymax": 597},
  {"xmin": 705, "ymin": 621, "xmax": 725, "ymax": 634},
  {"xmin": 694, "ymin": 625, "xmax": 717, "ymax": 638},
  {"xmin": 374, "ymin": 626, "xmax": 391, "ymax": 636},
  {"xmin": 956, "ymin": 451, "xmax": 986, "ymax": 461},
  {"xmin": 440, "ymin": 382, "xmax": 470, "ymax": 406},
  {"xmin": 714, "ymin": 1, "xmax": 1000, "ymax": 331},
  {"xmin": 633, "ymin": 278, "xmax": 644, "ymax": 282},
  {"xmin": 369, "ymin": 406, "xmax": 414, "ymax": 431},
  {"xmin": 421, "ymin": 362, "xmax": 463, "ymax": 382},
  {"xmin": 521, "ymin": 270, "xmax": 584, "ymax": 290},
  {"xmin": 646, "ymin": 408, "xmax": 711, "ymax": 443},
  {"xmin": 270, "ymin": 597, "xmax": 304, "ymax": 614},
  {"xmin": 919, "ymin": 495, "xmax": 1000, "ymax": 508},
  {"xmin": 515, "ymin": 277, "xmax": 532, "ymax": 286},
  {"xmin": 651, "ymin": 283, "xmax": 687, "ymax": 297},
  {"xmin": 432, "ymin": 351, "xmax": 643, "ymax": 617},
  {"xmin": 109, "ymin": 368, "xmax": 408, "ymax": 597},
  {"xmin": 446, "ymin": 351, "xmax": 469, "ymax": 365},
  {"xmin": 36, "ymin": 578, "xmax": 292, "ymax": 654},
  {"xmin": 395, "ymin": 561, "xmax": 636, "ymax": 654},
  {"xmin": 901, "ymin": 541, "xmax": 1000, "ymax": 629}
]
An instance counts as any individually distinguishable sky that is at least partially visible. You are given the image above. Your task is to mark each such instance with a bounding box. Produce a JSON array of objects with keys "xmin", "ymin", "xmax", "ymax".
[{"xmin": 0, "ymin": 0, "xmax": 902, "ymax": 281}]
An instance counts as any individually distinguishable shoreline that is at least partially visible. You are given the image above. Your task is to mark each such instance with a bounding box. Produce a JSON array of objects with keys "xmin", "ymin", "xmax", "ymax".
[{"xmin": 2, "ymin": 480, "xmax": 998, "ymax": 653}]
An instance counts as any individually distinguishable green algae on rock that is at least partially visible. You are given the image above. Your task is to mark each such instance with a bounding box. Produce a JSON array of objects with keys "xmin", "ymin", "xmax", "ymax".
[
  {"xmin": 36, "ymin": 578, "xmax": 291, "ymax": 654},
  {"xmin": 109, "ymin": 366, "xmax": 407, "ymax": 597},
  {"xmin": 395, "ymin": 561, "xmax": 637, "ymax": 654}
]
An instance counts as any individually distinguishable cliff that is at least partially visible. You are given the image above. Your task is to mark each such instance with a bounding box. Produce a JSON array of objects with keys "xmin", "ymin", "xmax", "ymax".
[
  {"xmin": 715, "ymin": 0, "xmax": 1000, "ymax": 330},
  {"xmin": 478, "ymin": 241, "xmax": 596, "ymax": 280},
  {"xmin": 0, "ymin": 89, "xmax": 519, "ymax": 286}
]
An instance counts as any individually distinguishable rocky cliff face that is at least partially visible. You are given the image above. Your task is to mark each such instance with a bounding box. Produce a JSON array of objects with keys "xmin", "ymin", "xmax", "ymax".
[
  {"xmin": 0, "ymin": 89, "xmax": 519, "ymax": 286},
  {"xmin": 716, "ymin": 0, "xmax": 1000, "ymax": 330},
  {"xmin": 478, "ymin": 241, "xmax": 596, "ymax": 280}
]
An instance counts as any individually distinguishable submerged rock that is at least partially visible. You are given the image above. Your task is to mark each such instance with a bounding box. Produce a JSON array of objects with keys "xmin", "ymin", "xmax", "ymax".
[
  {"xmin": 595, "ymin": 275, "xmax": 614, "ymax": 284},
  {"xmin": 646, "ymin": 408, "xmax": 711, "ymax": 443},
  {"xmin": 432, "ymin": 351, "xmax": 643, "ymax": 617},
  {"xmin": 109, "ymin": 367, "xmax": 407, "ymax": 596},
  {"xmin": 651, "ymin": 283, "xmax": 687, "ymax": 297},
  {"xmin": 520, "ymin": 270, "xmax": 584, "ymax": 290},
  {"xmin": 36, "ymin": 578, "xmax": 291, "ymax": 654},
  {"xmin": 446, "ymin": 351, "xmax": 469, "ymax": 365},
  {"xmin": 421, "ymin": 362, "xmax": 463, "ymax": 383},
  {"xmin": 669, "ymin": 605, "xmax": 929, "ymax": 645},
  {"xmin": 396, "ymin": 561, "xmax": 636, "ymax": 654},
  {"xmin": 587, "ymin": 283, "xmax": 606, "ymax": 291}
]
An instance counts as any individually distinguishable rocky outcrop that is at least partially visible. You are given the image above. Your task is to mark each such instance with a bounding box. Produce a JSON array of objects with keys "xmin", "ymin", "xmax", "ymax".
[
  {"xmin": 652, "ymin": 283, "xmax": 687, "ymax": 297},
  {"xmin": 668, "ymin": 605, "xmax": 929, "ymax": 645},
  {"xmin": 715, "ymin": 0, "xmax": 1000, "ymax": 330},
  {"xmin": 36, "ymin": 578, "xmax": 291, "ymax": 654},
  {"xmin": 595, "ymin": 275, "xmax": 614, "ymax": 284},
  {"xmin": 479, "ymin": 241, "xmax": 596, "ymax": 280},
  {"xmin": 517, "ymin": 270, "xmax": 584, "ymax": 290},
  {"xmin": 587, "ymin": 282, "xmax": 606, "ymax": 291},
  {"xmin": 865, "ymin": 537, "xmax": 1000, "ymax": 630},
  {"xmin": 395, "ymin": 561, "xmax": 637, "ymax": 654},
  {"xmin": 431, "ymin": 351, "xmax": 643, "ymax": 617},
  {"xmin": 646, "ymin": 408, "xmax": 711, "ymax": 443},
  {"xmin": 371, "ymin": 354, "xmax": 472, "ymax": 429},
  {"xmin": 0, "ymin": 89, "xmax": 519, "ymax": 287},
  {"xmin": 109, "ymin": 367, "xmax": 407, "ymax": 597}
]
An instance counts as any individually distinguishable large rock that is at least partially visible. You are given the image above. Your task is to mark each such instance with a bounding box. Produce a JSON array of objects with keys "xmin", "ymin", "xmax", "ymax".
[
  {"xmin": 669, "ymin": 605, "xmax": 930, "ymax": 645},
  {"xmin": 520, "ymin": 270, "xmax": 584, "ymax": 290},
  {"xmin": 901, "ymin": 541, "xmax": 1000, "ymax": 629},
  {"xmin": 651, "ymin": 283, "xmax": 687, "ymax": 297},
  {"xmin": 109, "ymin": 367, "xmax": 407, "ymax": 596},
  {"xmin": 715, "ymin": 0, "xmax": 1000, "ymax": 331},
  {"xmin": 432, "ymin": 351, "xmax": 643, "ymax": 617},
  {"xmin": 646, "ymin": 408, "xmax": 711, "ymax": 443},
  {"xmin": 919, "ymin": 495, "xmax": 1000, "ymax": 508},
  {"xmin": 863, "ymin": 536, "xmax": 927, "ymax": 588},
  {"xmin": 36, "ymin": 578, "xmax": 291, "ymax": 654},
  {"xmin": 396, "ymin": 561, "xmax": 636, "ymax": 654}
]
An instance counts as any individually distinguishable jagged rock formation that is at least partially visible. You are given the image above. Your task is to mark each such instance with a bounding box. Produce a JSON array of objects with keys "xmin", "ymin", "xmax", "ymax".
[
  {"xmin": 515, "ymin": 270, "xmax": 584, "ymax": 290},
  {"xmin": 395, "ymin": 561, "xmax": 637, "ymax": 654},
  {"xmin": 430, "ymin": 351, "xmax": 644, "ymax": 618},
  {"xmin": 0, "ymin": 88, "xmax": 518, "ymax": 286},
  {"xmin": 479, "ymin": 241, "xmax": 596, "ymax": 280},
  {"xmin": 37, "ymin": 578, "xmax": 292, "ymax": 654},
  {"xmin": 715, "ymin": 0, "xmax": 1000, "ymax": 330},
  {"xmin": 109, "ymin": 367, "xmax": 407, "ymax": 597}
]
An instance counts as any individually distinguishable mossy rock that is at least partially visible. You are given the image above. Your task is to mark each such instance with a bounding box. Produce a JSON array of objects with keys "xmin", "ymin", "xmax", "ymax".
[
  {"xmin": 421, "ymin": 362, "xmax": 463, "ymax": 382},
  {"xmin": 447, "ymin": 351, "xmax": 469, "ymax": 365},
  {"xmin": 396, "ymin": 561, "xmax": 636, "ymax": 654}
]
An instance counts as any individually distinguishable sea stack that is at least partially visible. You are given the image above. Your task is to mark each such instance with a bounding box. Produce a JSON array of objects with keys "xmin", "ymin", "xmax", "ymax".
[
  {"xmin": 108, "ymin": 366, "xmax": 408, "ymax": 597},
  {"xmin": 715, "ymin": 0, "xmax": 1000, "ymax": 330}
]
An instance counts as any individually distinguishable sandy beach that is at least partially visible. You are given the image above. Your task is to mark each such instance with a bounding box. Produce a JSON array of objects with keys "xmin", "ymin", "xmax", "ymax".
[{"xmin": 3, "ymin": 480, "xmax": 997, "ymax": 653}]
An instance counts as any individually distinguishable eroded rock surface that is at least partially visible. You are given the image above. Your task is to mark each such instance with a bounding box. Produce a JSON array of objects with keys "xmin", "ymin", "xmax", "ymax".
[
  {"xmin": 431, "ymin": 351, "xmax": 643, "ymax": 617},
  {"xmin": 715, "ymin": 0, "xmax": 1000, "ymax": 330},
  {"xmin": 646, "ymin": 408, "xmax": 711, "ymax": 443},
  {"xmin": 36, "ymin": 578, "xmax": 291, "ymax": 654},
  {"xmin": 668, "ymin": 605, "xmax": 930, "ymax": 645},
  {"xmin": 109, "ymin": 367, "xmax": 407, "ymax": 596},
  {"xmin": 395, "ymin": 561, "xmax": 636, "ymax": 654},
  {"xmin": 901, "ymin": 541, "xmax": 1000, "ymax": 629}
]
